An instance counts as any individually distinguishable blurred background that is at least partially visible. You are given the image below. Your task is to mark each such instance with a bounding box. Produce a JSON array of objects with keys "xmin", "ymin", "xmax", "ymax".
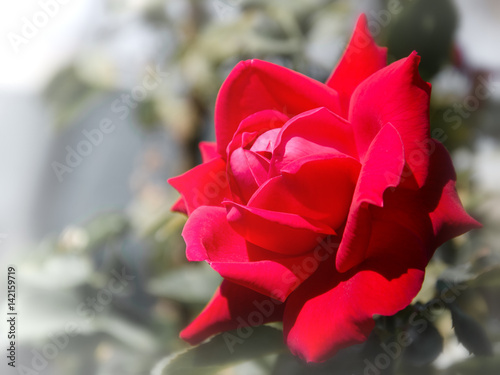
[{"xmin": 0, "ymin": 0, "xmax": 499, "ymax": 374}]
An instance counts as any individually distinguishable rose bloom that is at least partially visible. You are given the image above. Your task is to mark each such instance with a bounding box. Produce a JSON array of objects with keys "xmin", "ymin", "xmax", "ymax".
[{"xmin": 169, "ymin": 14, "xmax": 480, "ymax": 362}]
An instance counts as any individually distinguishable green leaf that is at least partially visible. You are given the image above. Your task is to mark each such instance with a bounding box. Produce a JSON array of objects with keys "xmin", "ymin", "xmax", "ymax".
[
  {"xmin": 403, "ymin": 317, "xmax": 443, "ymax": 366},
  {"xmin": 470, "ymin": 266, "xmax": 500, "ymax": 289},
  {"xmin": 147, "ymin": 264, "xmax": 222, "ymax": 303},
  {"xmin": 272, "ymin": 353, "xmax": 309, "ymax": 375},
  {"xmin": 449, "ymin": 304, "xmax": 493, "ymax": 356},
  {"xmin": 84, "ymin": 213, "xmax": 129, "ymax": 249},
  {"xmin": 445, "ymin": 356, "xmax": 500, "ymax": 375},
  {"xmin": 383, "ymin": 0, "xmax": 458, "ymax": 79},
  {"xmin": 152, "ymin": 326, "xmax": 286, "ymax": 375},
  {"xmin": 437, "ymin": 264, "xmax": 476, "ymax": 287}
]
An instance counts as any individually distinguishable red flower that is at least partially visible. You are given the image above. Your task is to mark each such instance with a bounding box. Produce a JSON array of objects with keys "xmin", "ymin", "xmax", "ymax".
[{"xmin": 168, "ymin": 14, "xmax": 480, "ymax": 362}]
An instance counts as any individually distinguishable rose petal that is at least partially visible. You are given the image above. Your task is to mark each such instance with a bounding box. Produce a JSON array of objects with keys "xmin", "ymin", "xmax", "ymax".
[
  {"xmin": 284, "ymin": 226, "xmax": 427, "ymax": 363},
  {"xmin": 249, "ymin": 155, "xmax": 360, "ymax": 229},
  {"xmin": 171, "ymin": 197, "xmax": 188, "ymax": 215},
  {"xmin": 215, "ymin": 59, "xmax": 341, "ymax": 157},
  {"xmin": 210, "ymin": 256, "xmax": 312, "ymax": 303},
  {"xmin": 336, "ymin": 123, "xmax": 405, "ymax": 273},
  {"xmin": 349, "ymin": 51, "xmax": 432, "ymax": 187},
  {"xmin": 424, "ymin": 141, "xmax": 481, "ymax": 246},
  {"xmin": 225, "ymin": 110, "xmax": 289, "ymax": 204},
  {"xmin": 180, "ymin": 280, "xmax": 284, "ymax": 345},
  {"xmin": 182, "ymin": 206, "xmax": 247, "ymax": 262},
  {"xmin": 170, "ymin": 143, "xmax": 226, "ymax": 214},
  {"xmin": 363, "ymin": 140, "xmax": 481, "ymax": 262},
  {"xmin": 227, "ymin": 110, "xmax": 289, "ymax": 154},
  {"xmin": 326, "ymin": 14, "xmax": 387, "ymax": 117},
  {"xmin": 234, "ymin": 110, "xmax": 289, "ymax": 141},
  {"xmin": 225, "ymin": 201, "xmax": 336, "ymax": 256},
  {"xmin": 250, "ymin": 128, "xmax": 282, "ymax": 156},
  {"xmin": 228, "ymin": 148, "xmax": 270, "ymax": 203},
  {"xmin": 199, "ymin": 141, "xmax": 219, "ymax": 162},
  {"xmin": 183, "ymin": 206, "xmax": 324, "ymax": 300},
  {"xmin": 168, "ymin": 157, "xmax": 230, "ymax": 215},
  {"xmin": 270, "ymin": 107, "xmax": 358, "ymax": 175}
]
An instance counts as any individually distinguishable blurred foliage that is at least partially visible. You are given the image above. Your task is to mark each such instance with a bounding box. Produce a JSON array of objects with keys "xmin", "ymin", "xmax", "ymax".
[
  {"xmin": 154, "ymin": 326, "xmax": 285, "ymax": 375},
  {"xmin": 12, "ymin": 0, "xmax": 500, "ymax": 374},
  {"xmin": 380, "ymin": 0, "xmax": 458, "ymax": 79}
]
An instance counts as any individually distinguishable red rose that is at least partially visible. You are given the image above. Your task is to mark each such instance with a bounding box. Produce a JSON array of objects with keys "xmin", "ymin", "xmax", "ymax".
[{"xmin": 169, "ymin": 14, "xmax": 480, "ymax": 362}]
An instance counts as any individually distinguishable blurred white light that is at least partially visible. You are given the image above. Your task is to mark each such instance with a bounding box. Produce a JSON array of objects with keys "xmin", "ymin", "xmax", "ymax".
[
  {"xmin": 0, "ymin": 0, "xmax": 100, "ymax": 92},
  {"xmin": 454, "ymin": 0, "xmax": 500, "ymax": 71}
]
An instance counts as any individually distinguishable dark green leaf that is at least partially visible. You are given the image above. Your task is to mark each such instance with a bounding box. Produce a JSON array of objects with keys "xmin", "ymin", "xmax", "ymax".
[
  {"xmin": 449, "ymin": 304, "xmax": 493, "ymax": 356},
  {"xmin": 470, "ymin": 266, "xmax": 500, "ymax": 289},
  {"xmin": 437, "ymin": 264, "xmax": 475, "ymax": 289},
  {"xmin": 382, "ymin": 0, "xmax": 458, "ymax": 79},
  {"xmin": 403, "ymin": 317, "xmax": 443, "ymax": 366},
  {"xmin": 271, "ymin": 353, "xmax": 308, "ymax": 375},
  {"xmin": 445, "ymin": 356, "xmax": 500, "ymax": 375},
  {"xmin": 153, "ymin": 326, "xmax": 286, "ymax": 375}
]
